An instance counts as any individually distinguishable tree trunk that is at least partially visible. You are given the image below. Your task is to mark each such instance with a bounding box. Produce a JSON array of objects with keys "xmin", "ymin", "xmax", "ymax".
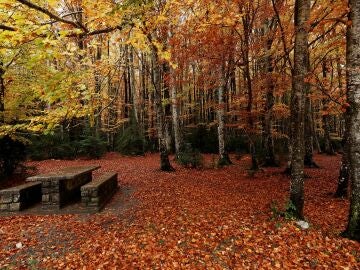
[
  {"xmin": 323, "ymin": 112, "xmax": 335, "ymax": 155},
  {"xmin": 263, "ymin": 86, "xmax": 276, "ymax": 166},
  {"xmin": 217, "ymin": 66, "xmax": 231, "ymax": 166},
  {"xmin": 344, "ymin": 0, "xmax": 360, "ymax": 240},
  {"xmin": 312, "ymin": 110, "xmax": 322, "ymax": 153},
  {"xmin": 0, "ymin": 62, "xmax": 5, "ymax": 123},
  {"xmin": 129, "ymin": 47, "xmax": 139, "ymax": 124},
  {"xmin": 304, "ymin": 98, "xmax": 319, "ymax": 167},
  {"xmin": 171, "ymin": 71, "xmax": 182, "ymax": 158},
  {"xmin": 163, "ymin": 62, "xmax": 172, "ymax": 153},
  {"xmin": 93, "ymin": 37, "xmax": 102, "ymax": 137},
  {"xmin": 322, "ymin": 61, "xmax": 335, "ymax": 155},
  {"xmin": 336, "ymin": 115, "xmax": 350, "ymax": 198},
  {"xmin": 151, "ymin": 46, "xmax": 174, "ymax": 171},
  {"xmin": 263, "ymin": 32, "xmax": 277, "ymax": 167},
  {"xmin": 243, "ymin": 29, "xmax": 259, "ymax": 171},
  {"xmin": 289, "ymin": 0, "xmax": 310, "ymax": 219}
]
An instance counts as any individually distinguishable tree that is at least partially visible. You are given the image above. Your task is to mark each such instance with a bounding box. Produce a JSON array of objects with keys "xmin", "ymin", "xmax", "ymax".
[
  {"xmin": 344, "ymin": 0, "xmax": 360, "ymax": 241},
  {"xmin": 289, "ymin": 0, "xmax": 310, "ymax": 219}
]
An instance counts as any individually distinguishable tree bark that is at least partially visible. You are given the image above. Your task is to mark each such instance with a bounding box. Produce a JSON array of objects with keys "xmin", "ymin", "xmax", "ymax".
[
  {"xmin": 323, "ymin": 111, "xmax": 335, "ymax": 155},
  {"xmin": 336, "ymin": 114, "xmax": 350, "ymax": 198},
  {"xmin": 129, "ymin": 47, "xmax": 139, "ymax": 124},
  {"xmin": 217, "ymin": 65, "xmax": 231, "ymax": 166},
  {"xmin": 163, "ymin": 62, "xmax": 173, "ymax": 153},
  {"xmin": 312, "ymin": 109, "xmax": 322, "ymax": 153},
  {"xmin": 263, "ymin": 30, "xmax": 277, "ymax": 167},
  {"xmin": 304, "ymin": 98, "xmax": 319, "ymax": 167},
  {"xmin": 322, "ymin": 61, "xmax": 335, "ymax": 155},
  {"xmin": 150, "ymin": 45, "xmax": 174, "ymax": 171},
  {"xmin": 289, "ymin": 0, "xmax": 310, "ymax": 219},
  {"xmin": 171, "ymin": 71, "xmax": 182, "ymax": 158},
  {"xmin": 93, "ymin": 37, "xmax": 102, "ymax": 137},
  {"xmin": 344, "ymin": 0, "xmax": 360, "ymax": 240},
  {"xmin": 242, "ymin": 17, "xmax": 259, "ymax": 170},
  {"xmin": 0, "ymin": 62, "xmax": 5, "ymax": 124}
]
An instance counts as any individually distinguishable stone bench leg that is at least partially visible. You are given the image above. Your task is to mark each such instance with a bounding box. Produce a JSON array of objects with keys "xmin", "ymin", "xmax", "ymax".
[{"xmin": 41, "ymin": 179, "xmax": 61, "ymax": 210}]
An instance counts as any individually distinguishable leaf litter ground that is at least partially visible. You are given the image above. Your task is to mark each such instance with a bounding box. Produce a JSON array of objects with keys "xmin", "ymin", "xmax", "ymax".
[{"xmin": 0, "ymin": 153, "xmax": 359, "ymax": 269}]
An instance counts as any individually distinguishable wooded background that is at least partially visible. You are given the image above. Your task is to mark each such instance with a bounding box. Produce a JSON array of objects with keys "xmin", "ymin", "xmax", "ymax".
[
  {"xmin": 0, "ymin": 0, "xmax": 347, "ymax": 163},
  {"xmin": 1, "ymin": 0, "xmax": 360, "ymax": 239}
]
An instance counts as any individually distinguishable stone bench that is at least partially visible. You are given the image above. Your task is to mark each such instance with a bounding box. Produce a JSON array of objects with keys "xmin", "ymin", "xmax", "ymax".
[
  {"xmin": 81, "ymin": 172, "xmax": 118, "ymax": 211},
  {"xmin": 0, "ymin": 182, "xmax": 42, "ymax": 211}
]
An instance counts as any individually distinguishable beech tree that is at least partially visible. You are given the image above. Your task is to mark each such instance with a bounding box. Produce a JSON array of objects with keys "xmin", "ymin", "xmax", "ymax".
[
  {"xmin": 344, "ymin": 0, "xmax": 360, "ymax": 241},
  {"xmin": 289, "ymin": 0, "xmax": 310, "ymax": 219}
]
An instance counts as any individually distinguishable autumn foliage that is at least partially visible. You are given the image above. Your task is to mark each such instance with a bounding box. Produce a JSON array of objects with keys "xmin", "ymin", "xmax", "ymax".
[{"xmin": 0, "ymin": 0, "xmax": 360, "ymax": 268}]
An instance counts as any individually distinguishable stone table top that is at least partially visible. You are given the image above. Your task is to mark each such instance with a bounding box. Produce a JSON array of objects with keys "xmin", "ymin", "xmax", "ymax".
[{"xmin": 26, "ymin": 165, "xmax": 100, "ymax": 182}]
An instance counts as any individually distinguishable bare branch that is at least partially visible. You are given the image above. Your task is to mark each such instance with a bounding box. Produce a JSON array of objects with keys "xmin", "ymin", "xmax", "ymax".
[
  {"xmin": 0, "ymin": 24, "xmax": 16, "ymax": 31},
  {"xmin": 16, "ymin": 0, "xmax": 86, "ymax": 31}
]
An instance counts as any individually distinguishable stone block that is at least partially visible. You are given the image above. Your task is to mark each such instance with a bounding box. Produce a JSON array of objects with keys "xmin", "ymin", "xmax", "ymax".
[
  {"xmin": 51, "ymin": 193, "xmax": 60, "ymax": 202},
  {"xmin": 88, "ymin": 202, "xmax": 98, "ymax": 207},
  {"xmin": 9, "ymin": 203, "xmax": 20, "ymax": 211},
  {"xmin": 51, "ymin": 180, "xmax": 59, "ymax": 187},
  {"xmin": 42, "ymin": 181, "xmax": 51, "ymax": 188},
  {"xmin": 42, "ymin": 187, "xmax": 51, "ymax": 194},
  {"xmin": 0, "ymin": 204, "xmax": 9, "ymax": 211},
  {"xmin": 0, "ymin": 194, "xmax": 13, "ymax": 204},
  {"xmin": 12, "ymin": 194, "xmax": 20, "ymax": 203},
  {"xmin": 91, "ymin": 197, "xmax": 99, "ymax": 203},
  {"xmin": 42, "ymin": 194, "xmax": 50, "ymax": 202}
]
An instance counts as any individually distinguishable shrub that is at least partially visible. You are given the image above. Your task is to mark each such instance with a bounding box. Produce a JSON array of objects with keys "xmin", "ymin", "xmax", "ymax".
[
  {"xmin": 26, "ymin": 133, "xmax": 77, "ymax": 160},
  {"xmin": 185, "ymin": 124, "xmax": 218, "ymax": 153},
  {"xmin": 318, "ymin": 136, "xmax": 343, "ymax": 153},
  {"xmin": 225, "ymin": 134, "xmax": 248, "ymax": 154},
  {"xmin": 115, "ymin": 123, "xmax": 146, "ymax": 156},
  {"xmin": 78, "ymin": 136, "xmax": 106, "ymax": 159},
  {"xmin": 52, "ymin": 141, "xmax": 78, "ymax": 159},
  {"xmin": 177, "ymin": 143, "xmax": 203, "ymax": 168},
  {"xmin": 0, "ymin": 135, "xmax": 26, "ymax": 181}
]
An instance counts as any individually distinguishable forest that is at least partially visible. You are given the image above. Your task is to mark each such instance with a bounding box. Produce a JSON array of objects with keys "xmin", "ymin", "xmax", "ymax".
[{"xmin": 0, "ymin": 0, "xmax": 360, "ymax": 268}]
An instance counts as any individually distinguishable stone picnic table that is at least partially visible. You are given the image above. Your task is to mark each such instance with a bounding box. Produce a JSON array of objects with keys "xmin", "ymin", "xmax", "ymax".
[{"xmin": 26, "ymin": 165, "xmax": 100, "ymax": 210}]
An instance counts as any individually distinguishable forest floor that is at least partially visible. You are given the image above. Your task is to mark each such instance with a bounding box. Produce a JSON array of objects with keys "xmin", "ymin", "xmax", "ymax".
[{"xmin": 0, "ymin": 153, "xmax": 359, "ymax": 269}]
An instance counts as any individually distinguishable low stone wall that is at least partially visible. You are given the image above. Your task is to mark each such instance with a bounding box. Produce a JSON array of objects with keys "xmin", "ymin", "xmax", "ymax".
[
  {"xmin": 81, "ymin": 172, "xmax": 118, "ymax": 211},
  {"xmin": 0, "ymin": 182, "xmax": 42, "ymax": 211}
]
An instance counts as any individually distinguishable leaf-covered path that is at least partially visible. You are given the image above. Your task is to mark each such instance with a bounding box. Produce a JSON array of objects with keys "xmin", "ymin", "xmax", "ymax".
[{"xmin": 0, "ymin": 154, "xmax": 359, "ymax": 269}]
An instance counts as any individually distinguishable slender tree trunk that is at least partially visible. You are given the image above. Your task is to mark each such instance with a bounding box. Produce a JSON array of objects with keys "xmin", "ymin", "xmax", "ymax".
[
  {"xmin": 304, "ymin": 98, "xmax": 319, "ymax": 167},
  {"xmin": 140, "ymin": 52, "xmax": 146, "ymax": 127},
  {"xmin": 217, "ymin": 65, "xmax": 231, "ymax": 166},
  {"xmin": 0, "ymin": 62, "xmax": 5, "ymax": 124},
  {"xmin": 303, "ymin": 23, "xmax": 317, "ymax": 167},
  {"xmin": 312, "ymin": 109, "xmax": 322, "ymax": 153},
  {"xmin": 323, "ymin": 112, "xmax": 335, "ymax": 155},
  {"xmin": 171, "ymin": 71, "xmax": 182, "ymax": 157},
  {"xmin": 289, "ymin": 0, "xmax": 310, "ymax": 219},
  {"xmin": 163, "ymin": 62, "xmax": 172, "ymax": 153},
  {"xmin": 336, "ymin": 113, "xmax": 350, "ymax": 198},
  {"xmin": 263, "ymin": 33, "xmax": 277, "ymax": 167},
  {"xmin": 322, "ymin": 61, "xmax": 335, "ymax": 155},
  {"xmin": 93, "ymin": 37, "xmax": 102, "ymax": 137},
  {"xmin": 129, "ymin": 47, "xmax": 139, "ymax": 124},
  {"xmin": 344, "ymin": 0, "xmax": 360, "ymax": 240},
  {"xmin": 263, "ymin": 85, "xmax": 276, "ymax": 166},
  {"xmin": 243, "ymin": 31, "xmax": 259, "ymax": 170},
  {"xmin": 151, "ymin": 46, "xmax": 174, "ymax": 171}
]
